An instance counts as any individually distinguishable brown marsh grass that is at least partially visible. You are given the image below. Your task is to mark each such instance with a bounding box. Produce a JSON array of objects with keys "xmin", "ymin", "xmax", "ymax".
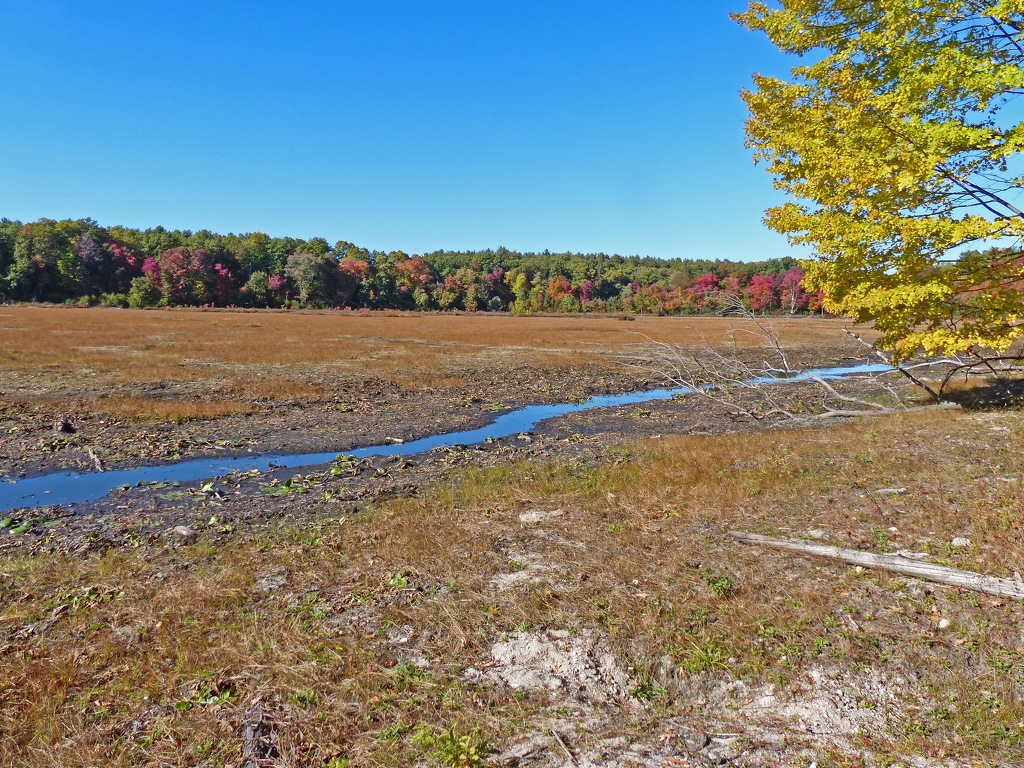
[
  {"xmin": 84, "ymin": 396, "xmax": 257, "ymax": 423},
  {"xmin": 2, "ymin": 406, "xmax": 1021, "ymax": 765},
  {"xmin": 0, "ymin": 305, "xmax": 862, "ymax": 381},
  {"xmin": 0, "ymin": 305, "xmax": 865, "ymax": 423}
]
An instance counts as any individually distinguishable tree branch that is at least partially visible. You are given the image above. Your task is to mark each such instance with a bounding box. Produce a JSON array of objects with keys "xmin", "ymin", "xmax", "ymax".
[{"xmin": 732, "ymin": 531, "xmax": 1024, "ymax": 601}]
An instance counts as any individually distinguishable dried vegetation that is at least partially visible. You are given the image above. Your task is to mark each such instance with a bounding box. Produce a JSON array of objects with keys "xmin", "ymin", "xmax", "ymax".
[
  {"xmin": 0, "ymin": 305, "xmax": 860, "ymax": 396},
  {"xmin": 0, "ymin": 307, "xmax": 1020, "ymax": 767},
  {"xmin": 0, "ymin": 307, "xmax": 859, "ymax": 478},
  {"xmin": 2, "ymin": 406, "xmax": 1023, "ymax": 766}
]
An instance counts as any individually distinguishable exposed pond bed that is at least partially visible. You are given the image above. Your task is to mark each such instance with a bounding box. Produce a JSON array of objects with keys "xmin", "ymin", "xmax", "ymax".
[{"xmin": 0, "ymin": 363, "xmax": 890, "ymax": 514}]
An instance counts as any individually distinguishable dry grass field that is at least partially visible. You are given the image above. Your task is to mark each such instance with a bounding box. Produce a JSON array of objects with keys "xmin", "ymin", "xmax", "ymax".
[
  {"xmin": 0, "ymin": 305, "xmax": 861, "ymax": 392},
  {"xmin": 0, "ymin": 307, "xmax": 867, "ymax": 474},
  {"xmin": 2, "ymin": 407, "xmax": 1023, "ymax": 766},
  {"xmin": 3, "ymin": 306, "xmax": 1020, "ymax": 767}
]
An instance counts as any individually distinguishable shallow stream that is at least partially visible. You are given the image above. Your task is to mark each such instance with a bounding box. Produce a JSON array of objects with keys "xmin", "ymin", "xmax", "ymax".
[{"xmin": 0, "ymin": 363, "xmax": 891, "ymax": 513}]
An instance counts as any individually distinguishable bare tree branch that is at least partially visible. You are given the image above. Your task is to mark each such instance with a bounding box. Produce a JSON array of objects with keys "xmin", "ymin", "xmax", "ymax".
[
  {"xmin": 841, "ymin": 328, "xmax": 944, "ymax": 401},
  {"xmin": 625, "ymin": 303, "xmax": 905, "ymax": 423}
]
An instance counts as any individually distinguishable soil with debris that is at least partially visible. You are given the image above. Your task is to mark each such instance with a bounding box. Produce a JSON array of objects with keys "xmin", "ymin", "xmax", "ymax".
[
  {"xmin": 0, "ymin": 338, "xmax": 863, "ymax": 483},
  {"xmin": 3, "ymin": 341, "xmax": 1019, "ymax": 767},
  {"xmin": 1, "ymin": 356, "xmax": 898, "ymax": 553}
]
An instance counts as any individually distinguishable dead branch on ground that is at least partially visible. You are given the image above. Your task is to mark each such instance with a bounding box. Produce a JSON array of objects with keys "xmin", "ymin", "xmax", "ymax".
[
  {"xmin": 843, "ymin": 328, "xmax": 1024, "ymax": 405},
  {"xmin": 627, "ymin": 296, "xmax": 907, "ymax": 422},
  {"xmin": 732, "ymin": 531, "xmax": 1024, "ymax": 601}
]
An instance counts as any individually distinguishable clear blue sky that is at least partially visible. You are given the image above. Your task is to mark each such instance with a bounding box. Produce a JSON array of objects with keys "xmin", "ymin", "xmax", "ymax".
[{"xmin": 0, "ymin": 1, "xmax": 800, "ymax": 261}]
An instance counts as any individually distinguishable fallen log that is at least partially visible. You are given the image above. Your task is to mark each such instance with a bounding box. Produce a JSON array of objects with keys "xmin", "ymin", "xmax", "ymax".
[{"xmin": 730, "ymin": 531, "xmax": 1024, "ymax": 601}]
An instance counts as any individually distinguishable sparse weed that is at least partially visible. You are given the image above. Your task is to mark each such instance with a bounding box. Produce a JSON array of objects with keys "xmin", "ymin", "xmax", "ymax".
[
  {"xmin": 703, "ymin": 572, "xmax": 733, "ymax": 598},
  {"xmin": 417, "ymin": 725, "xmax": 491, "ymax": 768},
  {"xmin": 288, "ymin": 689, "xmax": 318, "ymax": 707},
  {"xmin": 393, "ymin": 661, "xmax": 433, "ymax": 688},
  {"xmin": 872, "ymin": 526, "xmax": 891, "ymax": 553},
  {"xmin": 677, "ymin": 641, "xmax": 729, "ymax": 673}
]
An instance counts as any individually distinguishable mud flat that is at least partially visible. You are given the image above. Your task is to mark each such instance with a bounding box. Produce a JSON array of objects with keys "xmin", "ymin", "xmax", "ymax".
[
  {"xmin": 4, "ymin": 308, "xmax": 1021, "ymax": 766},
  {"xmin": 0, "ymin": 307, "xmax": 862, "ymax": 478}
]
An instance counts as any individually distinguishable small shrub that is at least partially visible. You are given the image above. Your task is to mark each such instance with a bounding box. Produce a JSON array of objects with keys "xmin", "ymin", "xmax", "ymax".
[
  {"xmin": 703, "ymin": 572, "xmax": 734, "ymax": 597},
  {"xmin": 432, "ymin": 725, "xmax": 491, "ymax": 768},
  {"xmin": 99, "ymin": 292, "xmax": 129, "ymax": 307},
  {"xmin": 413, "ymin": 725, "xmax": 491, "ymax": 768},
  {"xmin": 127, "ymin": 276, "xmax": 160, "ymax": 308}
]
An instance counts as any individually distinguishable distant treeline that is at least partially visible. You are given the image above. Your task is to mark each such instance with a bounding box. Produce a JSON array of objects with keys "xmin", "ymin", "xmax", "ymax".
[{"xmin": 0, "ymin": 217, "xmax": 823, "ymax": 314}]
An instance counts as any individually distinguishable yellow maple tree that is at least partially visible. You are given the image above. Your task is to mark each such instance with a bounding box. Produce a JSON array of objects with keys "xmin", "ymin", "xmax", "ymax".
[{"xmin": 736, "ymin": 0, "xmax": 1024, "ymax": 359}]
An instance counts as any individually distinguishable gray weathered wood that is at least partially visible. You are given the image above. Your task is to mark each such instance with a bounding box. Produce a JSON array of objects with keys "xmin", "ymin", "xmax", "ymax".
[
  {"xmin": 241, "ymin": 704, "xmax": 270, "ymax": 768},
  {"xmin": 731, "ymin": 531, "xmax": 1024, "ymax": 601},
  {"xmin": 85, "ymin": 447, "xmax": 104, "ymax": 473}
]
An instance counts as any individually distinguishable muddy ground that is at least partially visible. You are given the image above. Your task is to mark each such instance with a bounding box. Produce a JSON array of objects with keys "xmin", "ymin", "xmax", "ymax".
[
  {"xmin": 0, "ymin": 338, "xmax": 862, "ymax": 478},
  {"xmin": 0, "ymin": 341, "xmax": 873, "ymax": 550},
  {"xmin": 6, "ymin": 326, "xmax": 1021, "ymax": 768}
]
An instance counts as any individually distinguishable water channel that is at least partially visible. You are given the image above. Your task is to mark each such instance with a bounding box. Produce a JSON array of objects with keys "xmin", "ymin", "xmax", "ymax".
[{"xmin": 0, "ymin": 363, "xmax": 892, "ymax": 513}]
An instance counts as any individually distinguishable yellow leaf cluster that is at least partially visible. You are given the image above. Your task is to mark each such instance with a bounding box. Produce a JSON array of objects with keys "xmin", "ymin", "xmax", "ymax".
[{"xmin": 737, "ymin": 0, "xmax": 1024, "ymax": 359}]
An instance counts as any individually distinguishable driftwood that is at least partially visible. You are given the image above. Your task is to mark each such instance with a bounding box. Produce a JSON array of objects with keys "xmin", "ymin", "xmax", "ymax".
[
  {"xmin": 627, "ymin": 297, "xmax": 921, "ymax": 423},
  {"xmin": 241, "ymin": 704, "xmax": 278, "ymax": 768},
  {"xmin": 798, "ymin": 402, "xmax": 960, "ymax": 420},
  {"xmin": 731, "ymin": 531, "xmax": 1024, "ymax": 601},
  {"xmin": 85, "ymin": 447, "xmax": 104, "ymax": 473}
]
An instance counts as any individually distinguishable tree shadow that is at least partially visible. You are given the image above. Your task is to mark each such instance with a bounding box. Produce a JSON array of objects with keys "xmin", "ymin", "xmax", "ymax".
[{"xmin": 935, "ymin": 376, "xmax": 1024, "ymax": 409}]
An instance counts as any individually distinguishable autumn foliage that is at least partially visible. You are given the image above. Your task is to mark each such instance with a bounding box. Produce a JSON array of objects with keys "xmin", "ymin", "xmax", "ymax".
[
  {"xmin": 738, "ymin": 0, "xmax": 1024, "ymax": 357},
  {"xmin": 0, "ymin": 215, "xmax": 825, "ymax": 315}
]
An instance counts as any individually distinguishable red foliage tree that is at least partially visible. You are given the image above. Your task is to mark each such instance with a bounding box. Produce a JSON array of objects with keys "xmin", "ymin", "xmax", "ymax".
[
  {"xmin": 779, "ymin": 267, "xmax": 809, "ymax": 314},
  {"xmin": 395, "ymin": 255, "xmax": 435, "ymax": 290},
  {"xmin": 338, "ymin": 258, "xmax": 370, "ymax": 307},
  {"xmin": 689, "ymin": 271, "xmax": 720, "ymax": 308},
  {"xmin": 153, "ymin": 247, "xmax": 220, "ymax": 305},
  {"xmin": 748, "ymin": 273, "xmax": 779, "ymax": 313}
]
